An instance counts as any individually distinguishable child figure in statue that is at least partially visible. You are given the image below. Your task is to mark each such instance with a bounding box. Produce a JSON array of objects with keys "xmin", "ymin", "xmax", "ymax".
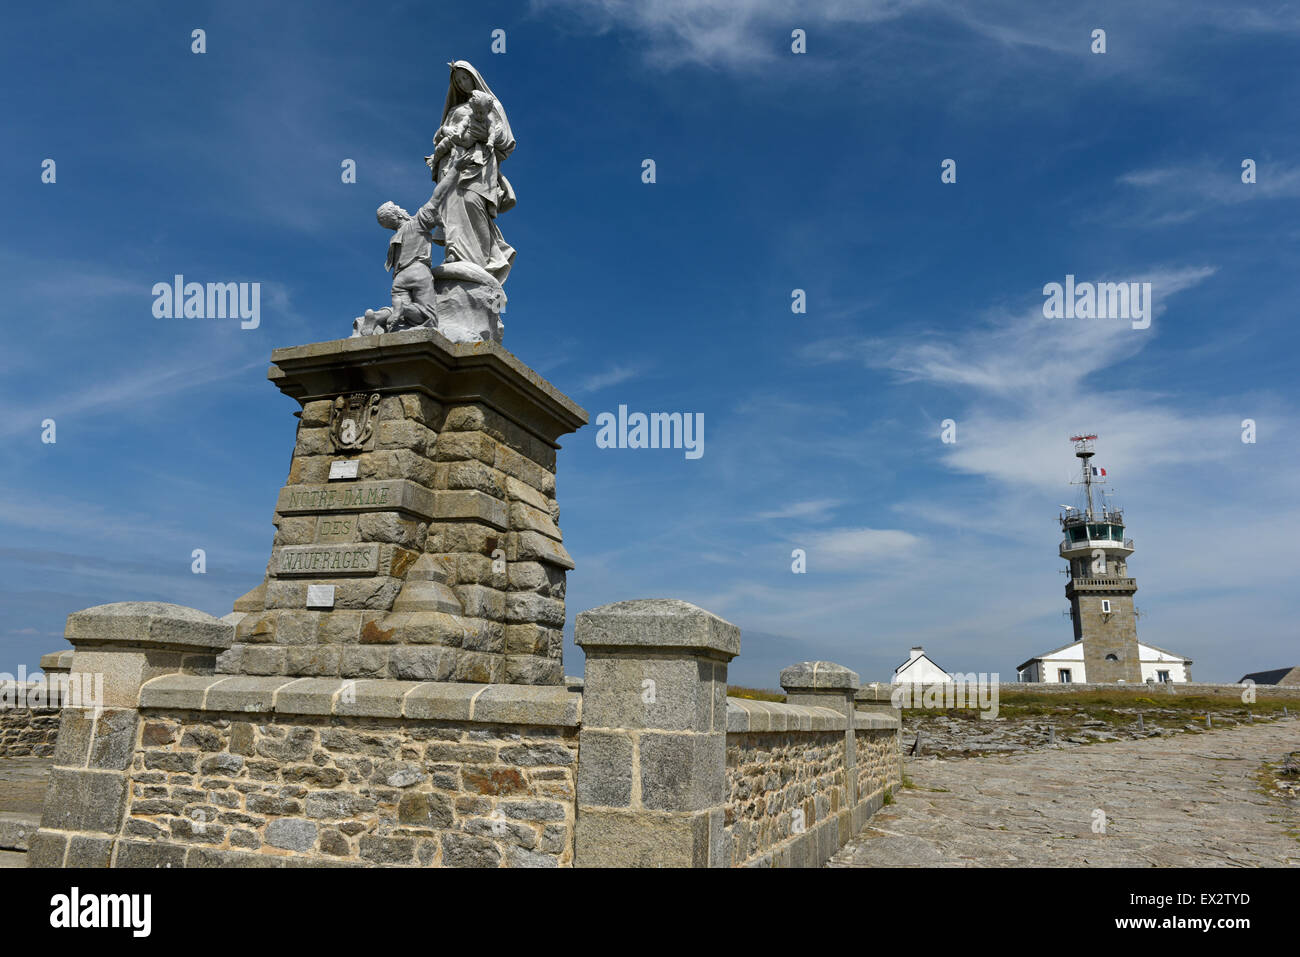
[
  {"xmin": 425, "ymin": 90, "xmax": 497, "ymax": 179},
  {"xmin": 351, "ymin": 150, "xmax": 472, "ymax": 337}
]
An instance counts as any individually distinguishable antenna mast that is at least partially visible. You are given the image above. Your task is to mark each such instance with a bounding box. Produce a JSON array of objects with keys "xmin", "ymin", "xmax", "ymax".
[{"xmin": 1070, "ymin": 433, "xmax": 1098, "ymax": 520}]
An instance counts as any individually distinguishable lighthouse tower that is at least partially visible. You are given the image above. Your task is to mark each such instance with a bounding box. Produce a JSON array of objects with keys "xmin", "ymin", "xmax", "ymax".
[{"xmin": 1058, "ymin": 434, "xmax": 1142, "ymax": 683}]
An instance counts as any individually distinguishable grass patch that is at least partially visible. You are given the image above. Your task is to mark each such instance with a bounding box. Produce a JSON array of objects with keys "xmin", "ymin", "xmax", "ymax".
[
  {"xmin": 727, "ymin": 685, "xmax": 786, "ymax": 703},
  {"xmin": 899, "ymin": 771, "xmax": 947, "ymax": 792},
  {"xmin": 903, "ymin": 688, "xmax": 1296, "ymax": 732},
  {"xmin": 1254, "ymin": 753, "xmax": 1300, "ymax": 844}
]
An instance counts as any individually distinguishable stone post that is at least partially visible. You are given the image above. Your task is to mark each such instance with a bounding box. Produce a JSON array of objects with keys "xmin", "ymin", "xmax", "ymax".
[
  {"xmin": 39, "ymin": 649, "xmax": 73, "ymax": 680},
  {"xmin": 781, "ymin": 661, "xmax": 860, "ymax": 811},
  {"xmin": 854, "ymin": 682, "xmax": 896, "ymax": 714},
  {"xmin": 574, "ymin": 599, "xmax": 739, "ymax": 867},
  {"xmin": 27, "ymin": 602, "xmax": 231, "ymax": 868}
]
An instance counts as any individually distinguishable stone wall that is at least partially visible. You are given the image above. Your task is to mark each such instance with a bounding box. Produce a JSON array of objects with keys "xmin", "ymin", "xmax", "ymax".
[
  {"xmin": 722, "ymin": 698, "xmax": 900, "ymax": 868},
  {"xmin": 0, "ymin": 654, "xmax": 75, "ymax": 757},
  {"xmin": 725, "ymin": 726, "xmax": 845, "ymax": 865},
  {"xmin": 0, "ymin": 694, "xmax": 60, "ymax": 758},
  {"xmin": 30, "ymin": 671, "xmax": 580, "ymax": 868},
  {"xmin": 859, "ymin": 680, "xmax": 1300, "ymax": 701},
  {"xmin": 1005, "ymin": 681, "xmax": 1300, "ymax": 698},
  {"xmin": 855, "ymin": 726, "xmax": 901, "ymax": 806},
  {"xmin": 119, "ymin": 711, "xmax": 576, "ymax": 868}
]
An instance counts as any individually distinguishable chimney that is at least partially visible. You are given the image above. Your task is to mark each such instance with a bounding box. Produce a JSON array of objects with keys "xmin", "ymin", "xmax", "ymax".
[{"xmin": 909, "ymin": 646, "xmax": 923, "ymax": 662}]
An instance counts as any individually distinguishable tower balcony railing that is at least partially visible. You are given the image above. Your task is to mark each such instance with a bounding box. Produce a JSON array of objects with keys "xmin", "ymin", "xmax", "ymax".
[
  {"xmin": 1060, "ymin": 538, "xmax": 1135, "ymax": 554},
  {"xmin": 1066, "ymin": 576, "xmax": 1137, "ymax": 590}
]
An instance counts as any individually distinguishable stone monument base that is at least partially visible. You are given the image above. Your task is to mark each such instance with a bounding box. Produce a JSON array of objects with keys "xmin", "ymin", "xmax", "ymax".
[{"xmin": 222, "ymin": 328, "xmax": 586, "ymax": 686}]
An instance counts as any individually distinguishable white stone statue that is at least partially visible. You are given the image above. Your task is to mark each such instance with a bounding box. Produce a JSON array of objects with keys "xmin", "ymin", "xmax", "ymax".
[
  {"xmin": 427, "ymin": 61, "xmax": 517, "ymax": 284},
  {"xmin": 352, "ymin": 60, "xmax": 514, "ymax": 344}
]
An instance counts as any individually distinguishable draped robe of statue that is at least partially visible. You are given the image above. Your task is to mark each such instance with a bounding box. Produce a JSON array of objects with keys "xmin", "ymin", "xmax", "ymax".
[{"xmin": 433, "ymin": 60, "xmax": 517, "ymax": 285}]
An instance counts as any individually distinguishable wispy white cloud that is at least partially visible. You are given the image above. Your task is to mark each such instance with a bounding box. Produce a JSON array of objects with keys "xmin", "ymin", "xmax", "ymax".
[
  {"xmin": 802, "ymin": 265, "xmax": 1217, "ymax": 400},
  {"xmin": 0, "ymin": 352, "xmax": 266, "ymax": 439},
  {"xmin": 534, "ymin": 0, "xmax": 1300, "ymax": 71},
  {"xmin": 754, "ymin": 498, "xmax": 841, "ymax": 520},
  {"xmin": 578, "ymin": 363, "xmax": 648, "ymax": 392},
  {"xmin": 1118, "ymin": 159, "xmax": 1300, "ymax": 225},
  {"xmin": 799, "ymin": 526, "xmax": 922, "ymax": 563},
  {"xmin": 532, "ymin": 0, "xmax": 927, "ymax": 68}
]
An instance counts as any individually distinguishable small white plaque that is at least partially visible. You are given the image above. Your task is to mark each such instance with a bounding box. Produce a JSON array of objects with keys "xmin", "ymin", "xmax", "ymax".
[
  {"xmin": 329, "ymin": 459, "xmax": 360, "ymax": 480},
  {"xmin": 306, "ymin": 585, "xmax": 336, "ymax": 609}
]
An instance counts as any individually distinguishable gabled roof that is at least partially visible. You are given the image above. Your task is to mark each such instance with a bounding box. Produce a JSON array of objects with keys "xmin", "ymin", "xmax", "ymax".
[
  {"xmin": 894, "ymin": 651, "xmax": 947, "ymax": 675},
  {"xmin": 1138, "ymin": 641, "xmax": 1192, "ymax": 662},
  {"xmin": 1016, "ymin": 640, "xmax": 1082, "ymax": 671},
  {"xmin": 1239, "ymin": 667, "xmax": 1299, "ymax": 685}
]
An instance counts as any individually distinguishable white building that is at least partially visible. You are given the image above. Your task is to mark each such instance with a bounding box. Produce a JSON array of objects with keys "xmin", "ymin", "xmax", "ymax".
[
  {"xmin": 893, "ymin": 646, "xmax": 952, "ymax": 683},
  {"xmin": 1017, "ymin": 640, "xmax": 1192, "ymax": 684}
]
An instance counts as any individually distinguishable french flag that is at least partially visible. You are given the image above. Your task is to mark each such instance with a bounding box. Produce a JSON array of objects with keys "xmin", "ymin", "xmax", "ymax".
[{"xmin": 1091, "ymin": 466, "xmax": 1107, "ymax": 477}]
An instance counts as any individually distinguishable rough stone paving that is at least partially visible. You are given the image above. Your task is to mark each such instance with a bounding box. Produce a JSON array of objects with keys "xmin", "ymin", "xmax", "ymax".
[{"xmin": 829, "ymin": 718, "xmax": 1300, "ymax": 867}]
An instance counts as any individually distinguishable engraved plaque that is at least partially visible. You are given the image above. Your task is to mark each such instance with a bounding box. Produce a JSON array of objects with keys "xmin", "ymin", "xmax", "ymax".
[
  {"xmin": 329, "ymin": 459, "xmax": 360, "ymax": 480},
  {"xmin": 276, "ymin": 480, "xmax": 435, "ymax": 520},
  {"xmin": 275, "ymin": 544, "xmax": 380, "ymax": 577},
  {"xmin": 306, "ymin": 585, "xmax": 336, "ymax": 609}
]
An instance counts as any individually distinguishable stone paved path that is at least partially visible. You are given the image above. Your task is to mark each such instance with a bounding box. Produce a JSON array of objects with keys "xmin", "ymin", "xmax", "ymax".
[
  {"xmin": 0, "ymin": 756, "xmax": 51, "ymax": 858},
  {"xmin": 830, "ymin": 718, "xmax": 1300, "ymax": 867}
]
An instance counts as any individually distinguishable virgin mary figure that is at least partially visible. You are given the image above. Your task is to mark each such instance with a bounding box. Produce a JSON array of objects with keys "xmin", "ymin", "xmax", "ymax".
[{"xmin": 429, "ymin": 60, "xmax": 517, "ymax": 285}]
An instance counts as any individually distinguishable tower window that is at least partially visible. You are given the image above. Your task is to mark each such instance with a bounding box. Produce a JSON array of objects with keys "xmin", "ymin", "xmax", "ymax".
[
  {"xmin": 1105, "ymin": 654, "xmax": 1118, "ymax": 661},
  {"xmin": 1101, "ymin": 600, "xmax": 1111, "ymax": 613}
]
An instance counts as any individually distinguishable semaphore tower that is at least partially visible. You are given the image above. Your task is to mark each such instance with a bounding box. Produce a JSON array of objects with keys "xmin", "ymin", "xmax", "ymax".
[{"xmin": 1058, "ymin": 434, "xmax": 1142, "ymax": 682}]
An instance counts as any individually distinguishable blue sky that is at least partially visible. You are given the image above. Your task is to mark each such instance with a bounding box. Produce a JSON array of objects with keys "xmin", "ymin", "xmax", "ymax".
[{"xmin": 2, "ymin": 0, "xmax": 1297, "ymax": 686}]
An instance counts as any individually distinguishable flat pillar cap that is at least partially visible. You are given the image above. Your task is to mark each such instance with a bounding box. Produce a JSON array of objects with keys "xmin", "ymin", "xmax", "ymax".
[
  {"xmin": 576, "ymin": 599, "xmax": 740, "ymax": 659},
  {"xmin": 39, "ymin": 650, "xmax": 73, "ymax": 672},
  {"xmin": 780, "ymin": 661, "xmax": 860, "ymax": 692},
  {"xmin": 854, "ymin": 682, "xmax": 893, "ymax": 702},
  {"xmin": 65, "ymin": 602, "xmax": 233, "ymax": 652}
]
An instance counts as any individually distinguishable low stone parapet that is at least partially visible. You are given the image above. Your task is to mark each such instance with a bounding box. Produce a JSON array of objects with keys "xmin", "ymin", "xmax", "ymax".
[
  {"xmin": 0, "ymin": 684, "xmax": 62, "ymax": 758},
  {"xmin": 725, "ymin": 698, "xmax": 846, "ymax": 733},
  {"xmin": 109, "ymin": 677, "xmax": 581, "ymax": 868},
  {"xmin": 29, "ymin": 597, "xmax": 900, "ymax": 868},
  {"xmin": 571, "ymin": 601, "xmax": 901, "ymax": 868},
  {"xmin": 136, "ymin": 675, "xmax": 580, "ymax": 726},
  {"xmin": 0, "ymin": 650, "xmax": 76, "ymax": 757},
  {"xmin": 721, "ymin": 667, "xmax": 901, "ymax": 868}
]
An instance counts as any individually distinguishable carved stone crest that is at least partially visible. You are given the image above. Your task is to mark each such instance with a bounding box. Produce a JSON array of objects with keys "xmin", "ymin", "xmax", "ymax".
[{"xmin": 329, "ymin": 393, "xmax": 379, "ymax": 451}]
